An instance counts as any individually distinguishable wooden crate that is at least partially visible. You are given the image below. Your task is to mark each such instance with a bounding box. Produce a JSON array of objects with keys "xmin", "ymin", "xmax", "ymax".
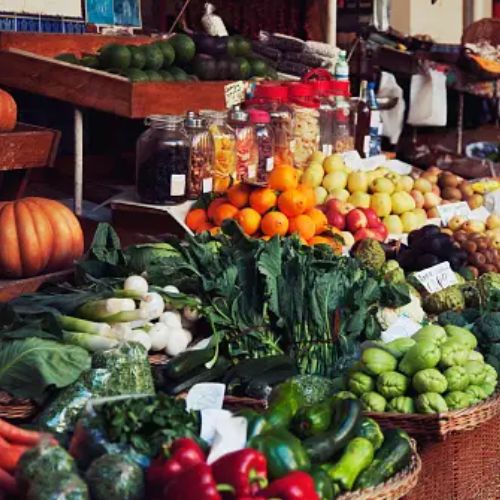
[{"xmin": 0, "ymin": 123, "xmax": 60, "ymax": 171}]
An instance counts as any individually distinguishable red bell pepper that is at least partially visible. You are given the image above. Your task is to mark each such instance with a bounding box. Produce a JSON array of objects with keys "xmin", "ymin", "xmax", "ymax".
[
  {"xmin": 212, "ymin": 449, "xmax": 268, "ymax": 497},
  {"xmin": 146, "ymin": 438, "xmax": 205, "ymax": 497},
  {"xmin": 260, "ymin": 471, "xmax": 319, "ymax": 500},
  {"xmin": 163, "ymin": 462, "xmax": 234, "ymax": 500}
]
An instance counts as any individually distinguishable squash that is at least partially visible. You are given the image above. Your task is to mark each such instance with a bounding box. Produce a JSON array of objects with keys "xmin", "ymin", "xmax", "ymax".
[
  {"xmin": 0, "ymin": 89, "xmax": 17, "ymax": 132},
  {"xmin": 0, "ymin": 198, "xmax": 84, "ymax": 278}
]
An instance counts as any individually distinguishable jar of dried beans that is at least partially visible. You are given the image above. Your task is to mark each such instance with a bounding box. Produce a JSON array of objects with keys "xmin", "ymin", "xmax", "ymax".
[
  {"xmin": 248, "ymin": 109, "xmax": 275, "ymax": 183},
  {"xmin": 136, "ymin": 115, "xmax": 189, "ymax": 205},
  {"xmin": 184, "ymin": 111, "xmax": 214, "ymax": 199},
  {"xmin": 227, "ymin": 106, "xmax": 258, "ymax": 183}
]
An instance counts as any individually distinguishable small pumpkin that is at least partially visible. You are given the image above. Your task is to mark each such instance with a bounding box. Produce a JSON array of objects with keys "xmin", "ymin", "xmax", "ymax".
[
  {"xmin": 0, "ymin": 89, "xmax": 17, "ymax": 132},
  {"xmin": 0, "ymin": 198, "xmax": 84, "ymax": 278}
]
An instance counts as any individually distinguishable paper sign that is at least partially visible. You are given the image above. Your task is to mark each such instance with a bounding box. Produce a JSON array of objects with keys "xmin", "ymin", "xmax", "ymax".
[
  {"xmin": 360, "ymin": 154, "xmax": 388, "ymax": 172},
  {"xmin": 186, "ymin": 383, "xmax": 225, "ymax": 412},
  {"xmin": 341, "ymin": 150, "xmax": 363, "ymax": 171},
  {"xmin": 470, "ymin": 206, "xmax": 491, "ymax": 222},
  {"xmin": 414, "ymin": 262, "xmax": 458, "ymax": 294},
  {"xmin": 437, "ymin": 202, "xmax": 472, "ymax": 226},
  {"xmin": 207, "ymin": 416, "xmax": 247, "ymax": 464},
  {"xmin": 381, "ymin": 317, "xmax": 422, "ymax": 343},
  {"xmin": 224, "ymin": 81, "xmax": 246, "ymax": 108},
  {"xmin": 200, "ymin": 409, "xmax": 232, "ymax": 444}
]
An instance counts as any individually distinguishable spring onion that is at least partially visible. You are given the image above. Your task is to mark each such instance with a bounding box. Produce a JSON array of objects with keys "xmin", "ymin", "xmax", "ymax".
[
  {"xmin": 140, "ymin": 292, "xmax": 165, "ymax": 320},
  {"xmin": 163, "ymin": 285, "xmax": 180, "ymax": 295},
  {"xmin": 124, "ymin": 275, "xmax": 149, "ymax": 295},
  {"xmin": 148, "ymin": 323, "xmax": 170, "ymax": 351},
  {"xmin": 77, "ymin": 298, "xmax": 135, "ymax": 321},
  {"xmin": 57, "ymin": 315, "xmax": 111, "ymax": 337},
  {"xmin": 124, "ymin": 330, "xmax": 152, "ymax": 351},
  {"xmin": 159, "ymin": 311, "xmax": 182, "ymax": 328},
  {"xmin": 165, "ymin": 328, "xmax": 192, "ymax": 356},
  {"xmin": 62, "ymin": 331, "xmax": 118, "ymax": 352},
  {"xmin": 105, "ymin": 309, "xmax": 149, "ymax": 323}
]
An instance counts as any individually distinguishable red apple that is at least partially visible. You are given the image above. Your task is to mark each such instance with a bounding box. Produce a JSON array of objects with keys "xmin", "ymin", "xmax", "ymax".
[
  {"xmin": 326, "ymin": 209, "xmax": 346, "ymax": 230},
  {"xmin": 346, "ymin": 209, "xmax": 368, "ymax": 233},
  {"xmin": 371, "ymin": 222, "xmax": 388, "ymax": 241},
  {"xmin": 354, "ymin": 228, "xmax": 379, "ymax": 241},
  {"xmin": 325, "ymin": 198, "xmax": 345, "ymax": 214},
  {"xmin": 361, "ymin": 208, "xmax": 381, "ymax": 229}
]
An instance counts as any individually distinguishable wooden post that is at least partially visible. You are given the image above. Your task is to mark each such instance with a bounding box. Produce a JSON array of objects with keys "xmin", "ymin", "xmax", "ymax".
[
  {"xmin": 327, "ymin": 0, "xmax": 337, "ymax": 46},
  {"xmin": 74, "ymin": 107, "xmax": 83, "ymax": 216}
]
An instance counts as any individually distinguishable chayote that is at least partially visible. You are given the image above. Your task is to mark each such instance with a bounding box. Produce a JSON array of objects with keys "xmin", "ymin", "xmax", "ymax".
[
  {"xmin": 399, "ymin": 340, "xmax": 441, "ymax": 376},
  {"xmin": 376, "ymin": 371, "xmax": 409, "ymax": 399},
  {"xmin": 415, "ymin": 392, "xmax": 448, "ymax": 414},
  {"xmin": 360, "ymin": 392, "xmax": 387, "ymax": 413},
  {"xmin": 444, "ymin": 391, "xmax": 473, "ymax": 410},
  {"xmin": 361, "ymin": 348, "xmax": 397, "ymax": 376},
  {"xmin": 413, "ymin": 368, "xmax": 448, "ymax": 394},
  {"xmin": 412, "ymin": 325, "xmax": 447, "ymax": 345},
  {"xmin": 464, "ymin": 361, "xmax": 487, "ymax": 385},
  {"xmin": 387, "ymin": 396, "xmax": 415, "ymax": 414},
  {"xmin": 444, "ymin": 325, "xmax": 478, "ymax": 350},
  {"xmin": 444, "ymin": 366, "xmax": 470, "ymax": 392},
  {"xmin": 348, "ymin": 372, "xmax": 375, "ymax": 397},
  {"xmin": 439, "ymin": 340, "xmax": 470, "ymax": 369}
]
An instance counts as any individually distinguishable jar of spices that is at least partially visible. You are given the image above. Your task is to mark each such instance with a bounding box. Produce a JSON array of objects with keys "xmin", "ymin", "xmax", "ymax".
[
  {"xmin": 248, "ymin": 109, "xmax": 275, "ymax": 183},
  {"xmin": 227, "ymin": 106, "xmax": 258, "ymax": 182},
  {"xmin": 201, "ymin": 110, "xmax": 237, "ymax": 193},
  {"xmin": 136, "ymin": 115, "xmax": 189, "ymax": 205},
  {"xmin": 184, "ymin": 111, "xmax": 215, "ymax": 199},
  {"xmin": 251, "ymin": 84, "xmax": 294, "ymax": 167},
  {"xmin": 288, "ymin": 83, "xmax": 320, "ymax": 169}
]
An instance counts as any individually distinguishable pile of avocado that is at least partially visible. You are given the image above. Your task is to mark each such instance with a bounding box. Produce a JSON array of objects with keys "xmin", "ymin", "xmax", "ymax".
[{"xmin": 55, "ymin": 33, "xmax": 276, "ymax": 83}]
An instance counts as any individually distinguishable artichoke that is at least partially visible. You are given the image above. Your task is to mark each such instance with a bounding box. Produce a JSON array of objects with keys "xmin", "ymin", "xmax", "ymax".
[
  {"xmin": 477, "ymin": 272, "xmax": 500, "ymax": 310},
  {"xmin": 423, "ymin": 286, "xmax": 465, "ymax": 314}
]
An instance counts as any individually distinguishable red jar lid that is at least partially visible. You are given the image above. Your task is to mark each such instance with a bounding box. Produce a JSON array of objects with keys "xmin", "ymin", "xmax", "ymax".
[
  {"xmin": 312, "ymin": 80, "xmax": 332, "ymax": 96},
  {"xmin": 330, "ymin": 80, "xmax": 351, "ymax": 96},
  {"xmin": 254, "ymin": 83, "xmax": 288, "ymax": 101},
  {"xmin": 248, "ymin": 109, "xmax": 271, "ymax": 124},
  {"xmin": 287, "ymin": 82, "xmax": 314, "ymax": 98}
]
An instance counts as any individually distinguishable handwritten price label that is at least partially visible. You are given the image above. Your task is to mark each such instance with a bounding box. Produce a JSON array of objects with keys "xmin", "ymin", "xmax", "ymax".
[
  {"xmin": 381, "ymin": 317, "xmax": 422, "ymax": 343},
  {"xmin": 414, "ymin": 261, "xmax": 458, "ymax": 294},
  {"xmin": 224, "ymin": 81, "xmax": 246, "ymax": 108},
  {"xmin": 437, "ymin": 202, "xmax": 472, "ymax": 226}
]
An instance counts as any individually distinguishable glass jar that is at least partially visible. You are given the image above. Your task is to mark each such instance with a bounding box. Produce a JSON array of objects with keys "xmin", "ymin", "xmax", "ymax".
[
  {"xmin": 251, "ymin": 84, "xmax": 295, "ymax": 167},
  {"xmin": 136, "ymin": 115, "xmax": 189, "ymax": 205},
  {"xmin": 202, "ymin": 110, "xmax": 237, "ymax": 193},
  {"xmin": 288, "ymin": 83, "xmax": 320, "ymax": 169},
  {"xmin": 248, "ymin": 109, "xmax": 275, "ymax": 183},
  {"xmin": 227, "ymin": 106, "xmax": 258, "ymax": 182},
  {"xmin": 331, "ymin": 81, "xmax": 355, "ymax": 153},
  {"xmin": 313, "ymin": 80, "xmax": 336, "ymax": 156},
  {"xmin": 184, "ymin": 111, "xmax": 215, "ymax": 199}
]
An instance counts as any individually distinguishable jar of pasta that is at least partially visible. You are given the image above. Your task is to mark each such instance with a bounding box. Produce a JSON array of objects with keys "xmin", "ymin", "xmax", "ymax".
[
  {"xmin": 184, "ymin": 111, "xmax": 215, "ymax": 199},
  {"xmin": 201, "ymin": 110, "xmax": 237, "ymax": 193},
  {"xmin": 288, "ymin": 83, "xmax": 320, "ymax": 169},
  {"xmin": 227, "ymin": 106, "xmax": 258, "ymax": 183}
]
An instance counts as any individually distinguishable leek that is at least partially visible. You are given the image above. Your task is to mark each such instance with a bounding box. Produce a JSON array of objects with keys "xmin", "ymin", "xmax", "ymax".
[
  {"xmin": 76, "ymin": 298, "xmax": 135, "ymax": 321},
  {"xmin": 57, "ymin": 315, "xmax": 111, "ymax": 337},
  {"xmin": 62, "ymin": 331, "xmax": 118, "ymax": 352}
]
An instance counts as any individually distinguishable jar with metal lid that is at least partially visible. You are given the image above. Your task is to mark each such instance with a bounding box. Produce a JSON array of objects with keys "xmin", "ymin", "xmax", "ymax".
[
  {"xmin": 248, "ymin": 109, "xmax": 275, "ymax": 183},
  {"xmin": 251, "ymin": 84, "xmax": 295, "ymax": 167},
  {"xmin": 201, "ymin": 110, "xmax": 237, "ymax": 193},
  {"xmin": 227, "ymin": 106, "xmax": 258, "ymax": 182},
  {"xmin": 288, "ymin": 83, "xmax": 320, "ymax": 169},
  {"xmin": 331, "ymin": 82, "xmax": 355, "ymax": 153},
  {"xmin": 184, "ymin": 111, "xmax": 215, "ymax": 199},
  {"xmin": 312, "ymin": 80, "xmax": 336, "ymax": 156},
  {"xmin": 136, "ymin": 115, "xmax": 189, "ymax": 205}
]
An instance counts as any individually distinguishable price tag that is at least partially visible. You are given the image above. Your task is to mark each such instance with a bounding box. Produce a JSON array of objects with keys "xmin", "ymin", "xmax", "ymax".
[
  {"xmin": 186, "ymin": 383, "xmax": 225, "ymax": 411},
  {"xmin": 414, "ymin": 262, "xmax": 458, "ymax": 294},
  {"xmin": 224, "ymin": 81, "xmax": 246, "ymax": 108},
  {"xmin": 207, "ymin": 416, "xmax": 247, "ymax": 464},
  {"xmin": 381, "ymin": 317, "xmax": 422, "ymax": 343},
  {"xmin": 322, "ymin": 144, "xmax": 333, "ymax": 156},
  {"xmin": 341, "ymin": 150, "xmax": 363, "ymax": 170},
  {"xmin": 200, "ymin": 409, "xmax": 232, "ymax": 444},
  {"xmin": 470, "ymin": 206, "xmax": 491, "ymax": 222},
  {"xmin": 437, "ymin": 202, "xmax": 472, "ymax": 226}
]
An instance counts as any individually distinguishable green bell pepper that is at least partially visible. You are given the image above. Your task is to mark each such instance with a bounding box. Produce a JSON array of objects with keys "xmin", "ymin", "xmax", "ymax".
[
  {"xmin": 265, "ymin": 381, "xmax": 303, "ymax": 429},
  {"xmin": 309, "ymin": 465, "xmax": 335, "ymax": 500},
  {"xmin": 292, "ymin": 401, "xmax": 333, "ymax": 439},
  {"xmin": 249, "ymin": 428, "xmax": 311, "ymax": 480},
  {"xmin": 238, "ymin": 409, "xmax": 268, "ymax": 441}
]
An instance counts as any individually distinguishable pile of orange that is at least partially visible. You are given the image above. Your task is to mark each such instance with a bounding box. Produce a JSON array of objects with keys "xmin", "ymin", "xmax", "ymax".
[{"xmin": 185, "ymin": 166, "xmax": 342, "ymax": 252}]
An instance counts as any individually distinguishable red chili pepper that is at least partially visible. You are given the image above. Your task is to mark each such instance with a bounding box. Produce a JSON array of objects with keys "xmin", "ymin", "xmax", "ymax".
[
  {"xmin": 260, "ymin": 471, "xmax": 319, "ymax": 500},
  {"xmin": 146, "ymin": 438, "xmax": 205, "ymax": 498},
  {"xmin": 212, "ymin": 449, "xmax": 268, "ymax": 497},
  {"xmin": 163, "ymin": 462, "xmax": 233, "ymax": 500}
]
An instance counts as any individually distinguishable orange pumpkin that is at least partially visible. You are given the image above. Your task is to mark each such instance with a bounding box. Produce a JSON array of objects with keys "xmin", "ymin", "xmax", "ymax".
[
  {"xmin": 0, "ymin": 198, "xmax": 84, "ymax": 278},
  {"xmin": 0, "ymin": 89, "xmax": 17, "ymax": 132}
]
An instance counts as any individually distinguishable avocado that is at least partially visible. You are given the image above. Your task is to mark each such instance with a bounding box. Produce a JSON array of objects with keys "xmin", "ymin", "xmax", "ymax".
[
  {"xmin": 99, "ymin": 44, "xmax": 131, "ymax": 70},
  {"xmin": 144, "ymin": 45, "xmax": 164, "ymax": 70},
  {"xmin": 144, "ymin": 70, "xmax": 163, "ymax": 82},
  {"xmin": 158, "ymin": 70, "xmax": 174, "ymax": 81},
  {"xmin": 192, "ymin": 54, "xmax": 217, "ymax": 80},
  {"xmin": 170, "ymin": 33, "xmax": 196, "ymax": 64},
  {"xmin": 250, "ymin": 57, "xmax": 268, "ymax": 77},
  {"xmin": 154, "ymin": 41, "xmax": 175, "ymax": 67},
  {"xmin": 169, "ymin": 66, "xmax": 189, "ymax": 81},
  {"xmin": 123, "ymin": 68, "xmax": 149, "ymax": 82},
  {"xmin": 128, "ymin": 45, "xmax": 146, "ymax": 69}
]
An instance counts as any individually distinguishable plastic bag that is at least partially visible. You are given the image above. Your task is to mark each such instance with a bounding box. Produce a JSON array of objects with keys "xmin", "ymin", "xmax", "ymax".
[
  {"xmin": 201, "ymin": 3, "xmax": 228, "ymax": 37},
  {"xmin": 26, "ymin": 472, "xmax": 89, "ymax": 500},
  {"xmin": 407, "ymin": 69, "xmax": 447, "ymax": 126}
]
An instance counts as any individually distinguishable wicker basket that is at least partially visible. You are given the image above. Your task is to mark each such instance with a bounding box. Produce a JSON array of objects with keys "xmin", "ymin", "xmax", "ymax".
[
  {"xmin": 0, "ymin": 391, "xmax": 37, "ymax": 420},
  {"xmin": 148, "ymin": 353, "xmax": 169, "ymax": 366},
  {"xmin": 365, "ymin": 390, "xmax": 500, "ymax": 441},
  {"xmin": 338, "ymin": 439, "xmax": 421, "ymax": 500}
]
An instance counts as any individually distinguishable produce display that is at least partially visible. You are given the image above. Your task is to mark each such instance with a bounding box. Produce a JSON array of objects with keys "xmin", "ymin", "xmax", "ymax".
[{"xmin": 0, "ymin": 88, "xmax": 17, "ymax": 132}]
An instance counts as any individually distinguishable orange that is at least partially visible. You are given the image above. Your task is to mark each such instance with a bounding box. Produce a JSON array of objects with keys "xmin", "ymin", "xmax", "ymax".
[
  {"xmin": 235, "ymin": 207, "xmax": 262, "ymax": 235},
  {"xmin": 261, "ymin": 235, "xmax": 271, "ymax": 241},
  {"xmin": 288, "ymin": 214, "xmax": 316, "ymax": 241},
  {"xmin": 309, "ymin": 235, "xmax": 343, "ymax": 254},
  {"xmin": 207, "ymin": 198, "xmax": 228, "ymax": 222},
  {"xmin": 209, "ymin": 226, "xmax": 221, "ymax": 236},
  {"xmin": 195, "ymin": 221, "xmax": 214, "ymax": 234},
  {"xmin": 249, "ymin": 188, "xmax": 278, "ymax": 215},
  {"xmin": 297, "ymin": 185, "xmax": 316, "ymax": 211},
  {"xmin": 306, "ymin": 208, "xmax": 328, "ymax": 235},
  {"xmin": 261, "ymin": 211, "xmax": 289, "ymax": 237},
  {"xmin": 227, "ymin": 183, "xmax": 251, "ymax": 208},
  {"xmin": 213, "ymin": 203, "xmax": 239, "ymax": 226},
  {"xmin": 268, "ymin": 166, "xmax": 299, "ymax": 192},
  {"xmin": 185, "ymin": 208, "xmax": 208, "ymax": 232},
  {"xmin": 278, "ymin": 189, "xmax": 306, "ymax": 218}
]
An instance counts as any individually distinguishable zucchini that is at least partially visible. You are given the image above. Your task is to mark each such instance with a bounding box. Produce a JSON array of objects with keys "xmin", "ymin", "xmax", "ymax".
[
  {"xmin": 245, "ymin": 366, "xmax": 298, "ymax": 400},
  {"xmin": 292, "ymin": 401, "xmax": 333, "ymax": 439},
  {"xmin": 303, "ymin": 398, "xmax": 362, "ymax": 463},
  {"xmin": 354, "ymin": 429, "xmax": 412, "ymax": 490},
  {"xmin": 162, "ymin": 357, "xmax": 231, "ymax": 395},
  {"xmin": 164, "ymin": 347, "xmax": 216, "ymax": 380},
  {"xmin": 223, "ymin": 355, "xmax": 295, "ymax": 384}
]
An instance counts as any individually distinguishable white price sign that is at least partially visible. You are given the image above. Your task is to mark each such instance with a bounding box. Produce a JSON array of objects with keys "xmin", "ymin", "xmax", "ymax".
[
  {"xmin": 381, "ymin": 317, "xmax": 422, "ymax": 343},
  {"xmin": 414, "ymin": 262, "xmax": 458, "ymax": 294},
  {"xmin": 224, "ymin": 81, "xmax": 246, "ymax": 108},
  {"xmin": 437, "ymin": 202, "xmax": 472, "ymax": 226}
]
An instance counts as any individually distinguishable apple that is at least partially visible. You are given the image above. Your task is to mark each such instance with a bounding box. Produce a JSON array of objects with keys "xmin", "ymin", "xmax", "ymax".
[
  {"xmin": 327, "ymin": 188, "xmax": 350, "ymax": 202},
  {"xmin": 361, "ymin": 208, "xmax": 381, "ymax": 228},
  {"xmin": 427, "ymin": 207, "xmax": 440, "ymax": 218},
  {"xmin": 448, "ymin": 215, "xmax": 466, "ymax": 231},
  {"xmin": 323, "ymin": 171, "xmax": 348, "ymax": 192},
  {"xmin": 486, "ymin": 214, "xmax": 500, "ymax": 230},
  {"xmin": 346, "ymin": 208, "xmax": 368, "ymax": 232},
  {"xmin": 370, "ymin": 192, "xmax": 392, "ymax": 218},
  {"xmin": 391, "ymin": 191, "xmax": 416, "ymax": 215},
  {"xmin": 326, "ymin": 198, "xmax": 345, "ymax": 213},
  {"xmin": 370, "ymin": 177, "xmax": 395, "ymax": 194},
  {"xmin": 301, "ymin": 167, "xmax": 324, "ymax": 188},
  {"xmin": 431, "ymin": 184, "xmax": 441, "ymax": 196},
  {"xmin": 420, "ymin": 171, "xmax": 438, "ymax": 185},
  {"xmin": 413, "ymin": 208, "xmax": 428, "ymax": 227},
  {"xmin": 347, "ymin": 171, "xmax": 369, "ymax": 193},
  {"xmin": 326, "ymin": 209, "xmax": 346, "ymax": 230},
  {"xmin": 462, "ymin": 220, "xmax": 486, "ymax": 233},
  {"xmin": 310, "ymin": 151, "xmax": 326, "ymax": 164},
  {"xmin": 410, "ymin": 189, "xmax": 425, "ymax": 209},
  {"xmin": 372, "ymin": 222, "xmax": 389, "ymax": 241},
  {"xmin": 354, "ymin": 228, "xmax": 380, "ymax": 242},
  {"xmin": 383, "ymin": 214, "xmax": 404, "ymax": 234},
  {"xmin": 401, "ymin": 211, "xmax": 420, "ymax": 233},
  {"xmin": 348, "ymin": 191, "xmax": 371, "ymax": 209},
  {"xmin": 414, "ymin": 178, "xmax": 433, "ymax": 194},
  {"xmin": 396, "ymin": 175, "xmax": 414, "ymax": 192},
  {"xmin": 314, "ymin": 186, "xmax": 328, "ymax": 205}
]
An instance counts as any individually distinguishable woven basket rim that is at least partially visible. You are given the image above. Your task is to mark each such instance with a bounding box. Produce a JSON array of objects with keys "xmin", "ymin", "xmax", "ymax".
[{"xmin": 338, "ymin": 439, "xmax": 421, "ymax": 500}]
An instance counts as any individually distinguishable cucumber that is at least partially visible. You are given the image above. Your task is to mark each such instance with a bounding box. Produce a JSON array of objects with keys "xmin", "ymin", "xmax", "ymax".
[
  {"xmin": 162, "ymin": 356, "xmax": 231, "ymax": 395},
  {"xmin": 303, "ymin": 398, "xmax": 362, "ymax": 464},
  {"xmin": 164, "ymin": 347, "xmax": 216, "ymax": 380},
  {"xmin": 354, "ymin": 429, "xmax": 412, "ymax": 490}
]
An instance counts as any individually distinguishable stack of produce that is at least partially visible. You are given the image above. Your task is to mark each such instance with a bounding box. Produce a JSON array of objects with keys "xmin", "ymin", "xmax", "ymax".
[
  {"xmin": 0, "ymin": 88, "xmax": 17, "ymax": 132},
  {"xmin": 345, "ymin": 323, "xmax": 498, "ymax": 414}
]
